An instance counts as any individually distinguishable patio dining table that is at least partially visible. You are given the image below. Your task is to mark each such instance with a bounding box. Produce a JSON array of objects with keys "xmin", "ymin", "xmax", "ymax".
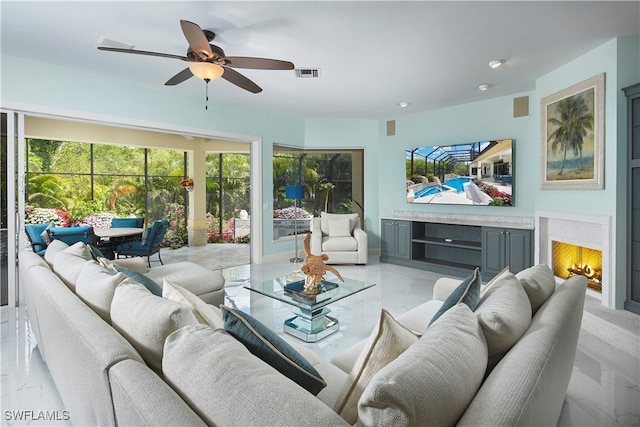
[{"xmin": 94, "ymin": 227, "xmax": 143, "ymax": 259}]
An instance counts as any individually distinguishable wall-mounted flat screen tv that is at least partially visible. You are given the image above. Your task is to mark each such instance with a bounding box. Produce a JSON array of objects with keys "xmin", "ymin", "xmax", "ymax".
[{"xmin": 406, "ymin": 139, "xmax": 514, "ymax": 207}]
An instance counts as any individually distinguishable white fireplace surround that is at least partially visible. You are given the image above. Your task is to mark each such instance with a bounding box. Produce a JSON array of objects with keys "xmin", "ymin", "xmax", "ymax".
[{"xmin": 535, "ymin": 210, "xmax": 612, "ymax": 307}]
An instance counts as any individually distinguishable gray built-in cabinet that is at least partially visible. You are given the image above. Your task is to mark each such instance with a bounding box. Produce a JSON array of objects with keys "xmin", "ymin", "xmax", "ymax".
[
  {"xmin": 380, "ymin": 219, "xmax": 411, "ymax": 260},
  {"xmin": 380, "ymin": 218, "xmax": 533, "ymax": 279},
  {"xmin": 623, "ymin": 82, "xmax": 640, "ymax": 315},
  {"xmin": 482, "ymin": 227, "xmax": 532, "ymax": 276}
]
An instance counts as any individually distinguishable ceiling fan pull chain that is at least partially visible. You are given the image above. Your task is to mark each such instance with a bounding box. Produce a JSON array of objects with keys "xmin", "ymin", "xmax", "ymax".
[{"xmin": 205, "ymin": 79, "xmax": 210, "ymax": 110}]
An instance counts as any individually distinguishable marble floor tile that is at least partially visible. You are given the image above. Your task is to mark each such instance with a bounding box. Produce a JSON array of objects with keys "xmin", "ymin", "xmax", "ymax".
[{"xmin": 2, "ymin": 249, "xmax": 639, "ymax": 426}]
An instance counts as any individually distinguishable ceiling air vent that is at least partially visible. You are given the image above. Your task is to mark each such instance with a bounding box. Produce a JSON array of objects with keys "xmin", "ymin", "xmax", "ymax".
[{"xmin": 295, "ymin": 68, "xmax": 320, "ymax": 78}]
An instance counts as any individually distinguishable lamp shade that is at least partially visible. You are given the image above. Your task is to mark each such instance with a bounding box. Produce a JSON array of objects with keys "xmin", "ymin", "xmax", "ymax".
[
  {"xmin": 285, "ymin": 185, "xmax": 305, "ymax": 200},
  {"xmin": 189, "ymin": 62, "xmax": 224, "ymax": 81}
]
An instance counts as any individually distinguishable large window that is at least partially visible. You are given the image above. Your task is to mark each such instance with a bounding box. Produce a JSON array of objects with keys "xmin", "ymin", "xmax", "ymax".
[
  {"xmin": 272, "ymin": 146, "xmax": 364, "ymax": 240},
  {"xmin": 206, "ymin": 153, "xmax": 251, "ymax": 242},
  {"xmin": 26, "ymin": 139, "xmax": 187, "ymax": 225}
]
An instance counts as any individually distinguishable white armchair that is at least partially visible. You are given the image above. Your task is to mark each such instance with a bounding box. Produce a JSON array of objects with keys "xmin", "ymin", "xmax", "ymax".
[{"xmin": 310, "ymin": 212, "xmax": 368, "ymax": 264}]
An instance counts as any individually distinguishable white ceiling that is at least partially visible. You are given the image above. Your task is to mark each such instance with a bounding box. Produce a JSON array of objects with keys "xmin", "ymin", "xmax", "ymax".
[{"xmin": 1, "ymin": 1, "xmax": 639, "ymax": 119}]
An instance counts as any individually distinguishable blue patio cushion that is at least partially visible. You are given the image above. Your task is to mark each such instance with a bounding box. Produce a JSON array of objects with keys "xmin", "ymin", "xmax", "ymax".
[
  {"xmin": 112, "ymin": 217, "xmax": 144, "ymax": 228},
  {"xmin": 25, "ymin": 223, "xmax": 53, "ymax": 255},
  {"xmin": 49, "ymin": 226, "xmax": 96, "ymax": 246}
]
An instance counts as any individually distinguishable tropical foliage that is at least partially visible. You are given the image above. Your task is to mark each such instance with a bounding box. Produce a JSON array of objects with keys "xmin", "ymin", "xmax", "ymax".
[{"xmin": 25, "ymin": 139, "xmax": 252, "ymax": 248}]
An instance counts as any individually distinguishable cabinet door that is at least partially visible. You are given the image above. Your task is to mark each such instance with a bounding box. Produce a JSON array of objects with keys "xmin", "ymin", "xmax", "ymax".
[
  {"xmin": 482, "ymin": 227, "xmax": 506, "ymax": 275},
  {"xmin": 380, "ymin": 219, "xmax": 397, "ymax": 257},
  {"xmin": 505, "ymin": 229, "xmax": 532, "ymax": 274},
  {"xmin": 395, "ymin": 221, "xmax": 411, "ymax": 260}
]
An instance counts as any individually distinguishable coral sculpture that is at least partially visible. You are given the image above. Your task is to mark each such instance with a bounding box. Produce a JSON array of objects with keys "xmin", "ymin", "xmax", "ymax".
[{"xmin": 298, "ymin": 233, "xmax": 344, "ymax": 295}]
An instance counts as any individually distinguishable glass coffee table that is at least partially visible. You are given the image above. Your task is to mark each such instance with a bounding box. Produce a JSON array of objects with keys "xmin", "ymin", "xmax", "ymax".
[{"xmin": 244, "ymin": 272, "xmax": 375, "ymax": 342}]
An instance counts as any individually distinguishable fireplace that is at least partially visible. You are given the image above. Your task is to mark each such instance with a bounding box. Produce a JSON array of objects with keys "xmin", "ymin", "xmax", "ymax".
[
  {"xmin": 536, "ymin": 210, "xmax": 612, "ymax": 307},
  {"xmin": 552, "ymin": 241, "xmax": 603, "ymax": 292}
]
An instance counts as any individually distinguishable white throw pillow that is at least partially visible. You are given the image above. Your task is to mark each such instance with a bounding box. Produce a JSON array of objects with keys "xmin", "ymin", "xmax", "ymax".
[
  {"xmin": 76, "ymin": 260, "xmax": 127, "ymax": 323},
  {"xmin": 328, "ymin": 218, "xmax": 352, "ymax": 237},
  {"xmin": 516, "ymin": 264, "xmax": 556, "ymax": 313},
  {"xmin": 110, "ymin": 280, "xmax": 198, "ymax": 371},
  {"xmin": 162, "ymin": 278, "xmax": 224, "ymax": 329},
  {"xmin": 335, "ymin": 309, "xmax": 420, "ymax": 424},
  {"xmin": 53, "ymin": 242, "xmax": 93, "ymax": 291},
  {"xmin": 320, "ymin": 212, "xmax": 358, "ymax": 235},
  {"xmin": 357, "ymin": 304, "xmax": 488, "ymax": 427},
  {"xmin": 44, "ymin": 239, "xmax": 69, "ymax": 267},
  {"xmin": 475, "ymin": 272, "xmax": 532, "ymax": 370},
  {"xmin": 479, "ymin": 265, "xmax": 511, "ymax": 299}
]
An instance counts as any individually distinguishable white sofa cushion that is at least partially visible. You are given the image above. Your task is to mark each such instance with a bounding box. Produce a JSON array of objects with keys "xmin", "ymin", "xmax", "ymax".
[
  {"xmin": 475, "ymin": 272, "xmax": 532, "ymax": 370},
  {"xmin": 162, "ymin": 279, "xmax": 224, "ymax": 329},
  {"xmin": 335, "ymin": 309, "xmax": 420, "ymax": 424},
  {"xmin": 76, "ymin": 260, "xmax": 127, "ymax": 323},
  {"xmin": 162, "ymin": 325, "xmax": 349, "ymax": 427},
  {"xmin": 516, "ymin": 264, "xmax": 556, "ymax": 313},
  {"xmin": 357, "ymin": 304, "xmax": 488, "ymax": 427},
  {"xmin": 53, "ymin": 242, "xmax": 93, "ymax": 291},
  {"xmin": 110, "ymin": 280, "xmax": 198, "ymax": 371},
  {"xmin": 43, "ymin": 239, "xmax": 69, "ymax": 267},
  {"xmin": 322, "ymin": 236, "xmax": 358, "ymax": 252}
]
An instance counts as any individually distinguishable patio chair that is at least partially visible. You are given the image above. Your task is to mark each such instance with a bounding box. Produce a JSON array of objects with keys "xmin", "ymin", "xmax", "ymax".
[
  {"xmin": 111, "ymin": 217, "xmax": 144, "ymax": 228},
  {"xmin": 25, "ymin": 222, "xmax": 53, "ymax": 257},
  {"xmin": 116, "ymin": 220, "xmax": 169, "ymax": 267},
  {"xmin": 110, "ymin": 217, "xmax": 145, "ymax": 247}
]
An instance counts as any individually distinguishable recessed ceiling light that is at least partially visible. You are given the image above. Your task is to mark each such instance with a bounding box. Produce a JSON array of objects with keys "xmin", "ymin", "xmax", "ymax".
[
  {"xmin": 488, "ymin": 59, "xmax": 504, "ymax": 69},
  {"xmin": 478, "ymin": 84, "xmax": 490, "ymax": 91},
  {"xmin": 398, "ymin": 101, "xmax": 409, "ymax": 108}
]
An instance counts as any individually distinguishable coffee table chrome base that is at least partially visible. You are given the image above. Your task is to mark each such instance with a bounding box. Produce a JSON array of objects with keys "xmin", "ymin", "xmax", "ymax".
[{"xmin": 284, "ymin": 306, "xmax": 339, "ymax": 342}]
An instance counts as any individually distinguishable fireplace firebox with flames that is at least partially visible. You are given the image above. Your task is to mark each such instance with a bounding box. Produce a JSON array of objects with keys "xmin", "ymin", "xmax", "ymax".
[{"xmin": 552, "ymin": 241, "xmax": 602, "ymax": 291}]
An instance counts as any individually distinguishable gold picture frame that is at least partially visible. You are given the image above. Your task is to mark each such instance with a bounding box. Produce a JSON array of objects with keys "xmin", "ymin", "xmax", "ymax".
[{"xmin": 540, "ymin": 73, "xmax": 605, "ymax": 190}]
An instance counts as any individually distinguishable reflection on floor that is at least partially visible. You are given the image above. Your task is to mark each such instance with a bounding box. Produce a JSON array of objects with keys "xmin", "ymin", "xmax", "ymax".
[{"xmin": 1, "ymin": 251, "xmax": 638, "ymax": 426}]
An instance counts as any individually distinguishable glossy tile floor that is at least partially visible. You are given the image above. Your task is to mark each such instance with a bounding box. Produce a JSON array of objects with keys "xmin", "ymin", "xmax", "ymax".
[{"xmin": 2, "ymin": 247, "xmax": 639, "ymax": 426}]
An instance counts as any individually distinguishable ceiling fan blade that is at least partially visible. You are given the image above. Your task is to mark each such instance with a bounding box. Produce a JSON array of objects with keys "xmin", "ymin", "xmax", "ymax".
[
  {"xmin": 165, "ymin": 68, "xmax": 194, "ymax": 86},
  {"xmin": 224, "ymin": 56, "xmax": 294, "ymax": 70},
  {"xmin": 221, "ymin": 67, "xmax": 262, "ymax": 93},
  {"xmin": 97, "ymin": 46, "xmax": 187, "ymax": 61},
  {"xmin": 180, "ymin": 20, "xmax": 214, "ymax": 60}
]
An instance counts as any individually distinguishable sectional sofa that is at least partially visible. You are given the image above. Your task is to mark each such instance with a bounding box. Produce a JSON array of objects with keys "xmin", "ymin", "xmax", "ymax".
[{"xmin": 18, "ymin": 239, "xmax": 587, "ymax": 426}]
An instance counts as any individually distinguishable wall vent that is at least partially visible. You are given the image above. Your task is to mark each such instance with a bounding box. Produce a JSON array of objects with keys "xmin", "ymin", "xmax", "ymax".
[{"xmin": 295, "ymin": 68, "xmax": 320, "ymax": 78}]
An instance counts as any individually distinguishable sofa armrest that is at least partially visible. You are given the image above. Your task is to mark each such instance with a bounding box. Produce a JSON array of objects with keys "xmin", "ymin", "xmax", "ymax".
[
  {"xmin": 353, "ymin": 227, "xmax": 368, "ymax": 264},
  {"xmin": 433, "ymin": 277, "xmax": 464, "ymax": 301}
]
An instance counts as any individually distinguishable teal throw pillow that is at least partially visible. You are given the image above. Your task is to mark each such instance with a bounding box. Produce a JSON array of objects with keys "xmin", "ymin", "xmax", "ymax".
[
  {"xmin": 221, "ymin": 305, "xmax": 326, "ymax": 395},
  {"xmin": 114, "ymin": 265, "xmax": 163, "ymax": 297},
  {"xmin": 429, "ymin": 267, "xmax": 481, "ymax": 327}
]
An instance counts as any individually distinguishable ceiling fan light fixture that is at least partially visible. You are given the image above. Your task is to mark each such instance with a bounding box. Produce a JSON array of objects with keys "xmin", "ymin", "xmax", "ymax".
[
  {"xmin": 398, "ymin": 101, "xmax": 409, "ymax": 108},
  {"xmin": 488, "ymin": 59, "xmax": 505, "ymax": 69},
  {"xmin": 189, "ymin": 62, "xmax": 224, "ymax": 81}
]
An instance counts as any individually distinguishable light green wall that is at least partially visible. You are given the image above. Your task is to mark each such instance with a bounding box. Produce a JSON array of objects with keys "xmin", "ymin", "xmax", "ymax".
[
  {"xmin": 535, "ymin": 37, "xmax": 639, "ymax": 307},
  {"xmin": 378, "ymin": 92, "xmax": 536, "ymax": 220}
]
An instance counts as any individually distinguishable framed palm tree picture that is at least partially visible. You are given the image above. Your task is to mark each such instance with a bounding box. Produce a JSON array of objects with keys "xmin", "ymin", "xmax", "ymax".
[{"xmin": 541, "ymin": 73, "xmax": 605, "ymax": 190}]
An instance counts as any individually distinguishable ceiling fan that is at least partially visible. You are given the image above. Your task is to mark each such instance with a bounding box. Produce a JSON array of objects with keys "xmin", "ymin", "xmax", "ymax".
[{"xmin": 98, "ymin": 19, "xmax": 294, "ymax": 100}]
